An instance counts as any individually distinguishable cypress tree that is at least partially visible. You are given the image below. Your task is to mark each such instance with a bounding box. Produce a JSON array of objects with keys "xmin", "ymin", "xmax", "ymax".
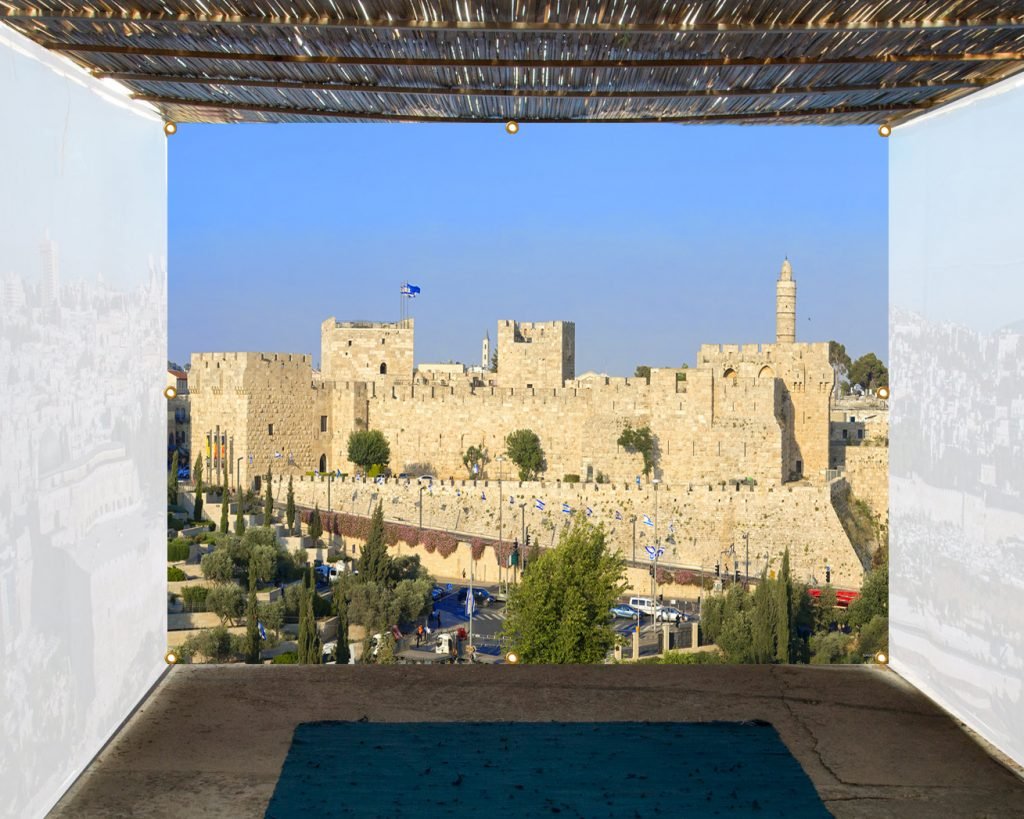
[
  {"xmin": 168, "ymin": 450, "xmax": 179, "ymax": 506},
  {"xmin": 308, "ymin": 503, "xmax": 323, "ymax": 541},
  {"xmin": 297, "ymin": 573, "xmax": 310, "ymax": 664},
  {"xmin": 286, "ymin": 476, "xmax": 296, "ymax": 532},
  {"xmin": 245, "ymin": 567, "xmax": 261, "ymax": 663},
  {"xmin": 775, "ymin": 548, "xmax": 793, "ymax": 663},
  {"xmin": 219, "ymin": 469, "xmax": 229, "ymax": 534},
  {"xmin": 358, "ymin": 503, "xmax": 392, "ymax": 586},
  {"xmin": 193, "ymin": 455, "xmax": 204, "ymax": 521},
  {"xmin": 235, "ymin": 486, "xmax": 246, "ymax": 535},
  {"xmin": 263, "ymin": 466, "xmax": 274, "ymax": 524},
  {"xmin": 335, "ymin": 579, "xmax": 351, "ymax": 665}
]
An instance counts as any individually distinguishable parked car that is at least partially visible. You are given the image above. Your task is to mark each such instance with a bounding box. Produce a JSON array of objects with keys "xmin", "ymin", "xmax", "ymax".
[
  {"xmin": 628, "ymin": 596, "xmax": 657, "ymax": 616},
  {"xmin": 610, "ymin": 604, "xmax": 640, "ymax": 619},
  {"xmin": 457, "ymin": 587, "xmax": 493, "ymax": 607},
  {"xmin": 417, "ymin": 474, "xmax": 436, "ymax": 483},
  {"xmin": 398, "ymin": 473, "xmax": 412, "ymax": 480},
  {"xmin": 430, "ymin": 585, "xmax": 446, "ymax": 601},
  {"xmin": 656, "ymin": 606, "xmax": 684, "ymax": 625}
]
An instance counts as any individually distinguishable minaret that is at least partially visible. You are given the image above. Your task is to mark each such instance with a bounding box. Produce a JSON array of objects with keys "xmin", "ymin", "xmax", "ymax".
[
  {"xmin": 481, "ymin": 331, "xmax": 491, "ymax": 370},
  {"xmin": 776, "ymin": 257, "xmax": 797, "ymax": 344}
]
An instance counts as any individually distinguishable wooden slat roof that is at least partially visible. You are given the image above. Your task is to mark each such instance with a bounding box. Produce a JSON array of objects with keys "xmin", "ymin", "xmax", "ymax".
[{"xmin": 4, "ymin": 1, "xmax": 1024, "ymax": 125}]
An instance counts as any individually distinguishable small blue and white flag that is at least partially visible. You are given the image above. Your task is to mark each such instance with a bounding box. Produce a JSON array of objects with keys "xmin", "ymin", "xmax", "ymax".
[
  {"xmin": 465, "ymin": 590, "xmax": 475, "ymax": 617},
  {"xmin": 534, "ymin": 498, "xmax": 545, "ymax": 511},
  {"xmin": 481, "ymin": 491, "xmax": 486, "ymax": 501},
  {"xmin": 314, "ymin": 470, "xmax": 320, "ymax": 477},
  {"xmin": 615, "ymin": 510, "xmax": 622, "ymax": 521},
  {"xmin": 643, "ymin": 514, "xmax": 654, "ymax": 527},
  {"xmin": 375, "ymin": 475, "xmax": 385, "ymax": 484},
  {"xmin": 274, "ymin": 451, "xmax": 282, "ymax": 459},
  {"xmin": 509, "ymin": 495, "xmax": 515, "ymax": 506},
  {"xmin": 586, "ymin": 506, "xmax": 593, "ymax": 517},
  {"xmin": 562, "ymin": 502, "xmax": 572, "ymax": 514},
  {"xmin": 248, "ymin": 453, "xmax": 254, "ymax": 465},
  {"xmin": 400, "ymin": 283, "xmax": 422, "ymax": 298},
  {"xmin": 456, "ymin": 489, "xmax": 461, "ymax": 497},
  {"xmin": 258, "ymin": 621, "xmax": 267, "ymax": 641},
  {"xmin": 669, "ymin": 522, "xmax": 675, "ymax": 534}
]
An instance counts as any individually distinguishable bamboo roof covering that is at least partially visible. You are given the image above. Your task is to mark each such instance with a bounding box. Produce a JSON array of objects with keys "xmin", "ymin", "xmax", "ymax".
[{"xmin": 4, "ymin": 1, "xmax": 1024, "ymax": 125}]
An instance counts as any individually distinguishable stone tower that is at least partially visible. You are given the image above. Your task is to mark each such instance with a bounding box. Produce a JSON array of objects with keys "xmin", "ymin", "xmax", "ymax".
[
  {"xmin": 481, "ymin": 330, "xmax": 490, "ymax": 370},
  {"xmin": 776, "ymin": 258, "xmax": 797, "ymax": 344}
]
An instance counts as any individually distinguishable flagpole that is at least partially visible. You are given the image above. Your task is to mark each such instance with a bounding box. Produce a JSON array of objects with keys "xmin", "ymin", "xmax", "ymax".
[{"xmin": 468, "ymin": 552, "xmax": 474, "ymax": 652}]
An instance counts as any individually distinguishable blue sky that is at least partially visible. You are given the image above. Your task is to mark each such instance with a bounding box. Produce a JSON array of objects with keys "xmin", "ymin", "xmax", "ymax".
[{"xmin": 169, "ymin": 123, "xmax": 887, "ymax": 374}]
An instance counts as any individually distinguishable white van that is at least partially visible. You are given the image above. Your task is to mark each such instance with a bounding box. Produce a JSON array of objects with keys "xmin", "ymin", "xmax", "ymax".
[{"xmin": 628, "ymin": 597, "xmax": 656, "ymax": 616}]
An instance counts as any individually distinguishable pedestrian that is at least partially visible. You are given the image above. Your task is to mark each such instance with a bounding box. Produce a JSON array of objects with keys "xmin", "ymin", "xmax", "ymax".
[
  {"xmin": 416, "ymin": 624, "xmax": 424, "ymax": 647},
  {"xmin": 462, "ymin": 568, "xmax": 466, "ymax": 579},
  {"xmin": 436, "ymin": 610, "xmax": 442, "ymax": 629}
]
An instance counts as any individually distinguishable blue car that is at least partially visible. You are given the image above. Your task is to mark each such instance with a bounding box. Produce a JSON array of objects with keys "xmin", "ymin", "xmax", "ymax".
[{"xmin": 610, "ymin": 604, "xmax": 641, "ymax": 619}]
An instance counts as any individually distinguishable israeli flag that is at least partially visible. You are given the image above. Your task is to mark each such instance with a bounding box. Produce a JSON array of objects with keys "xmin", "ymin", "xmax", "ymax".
[
  {"xmin": 375, "ymin": 475, "xmax": 384, "ymax": 484},
  {"xmin": 669, "ymin": 522, "xmax": 675, "ymax": 534},
  {"xmin": 586, "ymin": 506, "xmax": 593, "ymax": 517},
  {"xmin": 615, "ymin": 510, "xmax": 622, "ymax": 521},
  {"xmin": 274, "ymin": 451, "xmax": 282, "ymax": 459},
  {"xmin": 643, "ymin": 514, "xmax": 654, "ymax": 527},
  {"xmin": 465, "ymin": 589, "xmax": 475, "ymax": 617},
  {"xmin": 258, "ymin": 621, "xmax": 267, "ymax": 641},
  {"xmin": 248, "ymin": 453, "xmax": 254, "ymax": 465},
  {"xmin": 456, "ymin": 489, "xmax": 461, "ymax": 497},
  {"xmin": 481, "ymin": 491, "xmax": 486, "ymax": 501},
  {"xmin": 509, "ymin": 495, "xmax": 515, "ymax": 505},
  {"xmin": 562, "ymin": 502, "xmax": 572, "ymax": 514},
  {"xmin": 400, "ymin": 283, "xmax": 422, "ymax": 297},
  {"xmin": 534, "ymin": 498, "xmax": 545, "ymax": 511}
]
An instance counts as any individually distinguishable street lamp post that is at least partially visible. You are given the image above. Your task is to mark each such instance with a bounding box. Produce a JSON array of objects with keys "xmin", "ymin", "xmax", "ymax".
[
  {"xmin": 653, "ymin": 479, "xmax": 660, "ymax": 605},
  {"xmin": 496, "ymin": 455, "xmax": 505, "ymax": 585},
  {"xmin": 418, "ymin": 484, "xmax": 424, "ymax": 529},
  {"xmin": 236, "ymin": 457, "xmax": 243, "ymax": 509},
  {"xmin": 631, "ymin": 515, "xmax": 637, "ymax": 563}
]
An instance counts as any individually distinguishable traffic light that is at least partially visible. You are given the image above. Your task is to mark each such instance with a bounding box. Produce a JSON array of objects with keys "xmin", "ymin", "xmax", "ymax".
[
  {"xmin": 715, "ymin": 563, "xmax": 720, "ymax": 577},
  {"xmin": 734, "ymin": 567, "xmax": 740, "ymax": 582},
  {"xmin": 825, "ymin": 566, "xmax": 831, "ymax": 584}
]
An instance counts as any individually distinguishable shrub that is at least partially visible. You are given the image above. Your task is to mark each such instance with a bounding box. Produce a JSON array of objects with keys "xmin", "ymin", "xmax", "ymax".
[
  {"xmin": 563, "ymin": 474, "xmax": 580, "ymax": 483},
  {"xmin": 167, "ymin": 541, "xmax": 189, "ymax": 562},
  {"xmin": 167, "ymin": 566, "xmax": 187, "ymax": 582},
  {"xmin": 595, "ymin": 471, "xmax": 609, "ymax": 484},
  {"xmin": 167, "ymin": 513, "xmax": 185, "ymax": 531},
  {"xmin": 180, "ymin": 585, "xmax": 209, "ymax": 612},
  {"xmin": 271, "ymin": 651, "xmax": 298, "ymax": 664}
]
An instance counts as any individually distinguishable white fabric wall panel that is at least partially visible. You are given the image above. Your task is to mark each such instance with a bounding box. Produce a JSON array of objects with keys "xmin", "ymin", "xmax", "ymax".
[
  {"xmin": 890, "ymin": 73, "xmax": 1024, "ymax": 767},
  {"xmin": 0, "ymin": 25, "xmax": 167, "ymax": 818}
]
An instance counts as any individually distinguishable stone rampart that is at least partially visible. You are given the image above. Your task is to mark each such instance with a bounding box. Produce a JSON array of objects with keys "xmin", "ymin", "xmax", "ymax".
[{"xmin": 274, "ymin": 473, "xmax": 864, "ymax": 587}]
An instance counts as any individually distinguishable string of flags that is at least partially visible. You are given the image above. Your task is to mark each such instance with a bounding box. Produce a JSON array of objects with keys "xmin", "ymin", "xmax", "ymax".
[
  {"xmin": 562, "ymin": 502, "xmax": 572, "ymax": 514},
  {"xmin": 535, "ymin": 498, "xmax": 545, "ymax": 511},
  {"xmin": 643, "ymin": 514, "xmax": 654, "ymax": 527}
]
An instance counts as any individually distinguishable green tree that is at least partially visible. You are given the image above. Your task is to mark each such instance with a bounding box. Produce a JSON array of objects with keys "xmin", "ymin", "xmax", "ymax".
[
  {"xmin": 307, "ymin": 504, "xmax": 323, "ymax": 542},
  {"xmin": 246, "ymin": 541, "xmax": 278, "ymax": 586},
  {"xmin": 847, "ymin": 555, "xmax": 888, "ymax": 630},
  {"xmin": 303, "ymin": 570, "xmax": 323, "ymax": 664},
  {"xmin": 335, "ymin": 577, "xmax": 351, "ymax": 665},
  {"xmin": 178, "ymin": 626, "xmax": 244, "ymax": 664},
  {"xmin": 200, "ymin": 548, "xmax": 235, "ymax": 583},
  {"xmin": 219, "ymin": 469, "xmax": 229, "ymax": 534},
  {"xmin": 347, "ymin": 429, "xmax": 391, "ymax": 473},
  {"xmin": 810, "ymin": 631, "xmax": 853, "ymax": 664},
  {"xmin": 168, "ymin": 450, "xmax": 179, "ymax": 506},
  {"xmin": 617, "ymin": 423, "xmax": 656, "ymax": 478},
  {"xmin": 206, "ymin": 582, "xmax": 245, "ymax": 626},
  {"xmin": 775, "ymin": 547, "xmax": 793, "ymax": 663},
  {"xmin": 490, "ymin": 349, "xmax": 498, "ymax": 373},
  {"xmin": 634, "ymin": 365, "xmax": 651, "ymax": 383},
  {"xmin": 244, "ymin": 570, "xmax": 261, "ymax": 663},
  {"xmin": 286, "ymin": 475, "xmax": 296, "ymax": 531},
  {"xmin": 462, "ymin": 444, "xmax": 487, "ymax": 478},
  {"xmin": 749, "ymin": 574, "xmax": 777, "ymax": 663},
  {"xmin": 357, "ymin": 503, "xmax": 392, "ymax": 586},
  {"xmin": 257, "ymin": 599, "xmax": 285, "ymax": 638},
  {"xmin": 234, "ymin": 486, "xmax": 246, "ymax": 535},
  {"xmin": 505, "ymin": 429, "xmax": 545, "ymax": 481},
  {"xmin": 263, "ymin": 467, "xmax": 273, "ymax": 523},
  {"xmin": 193, "ymin": 455, "xmax": 204, "ymax": 522},
  {"xmin": 849, "ymin": 353, "xmax": 889, "ymax": 391},
  {"xmin": 501, "ymin": 516, "xmax": 626, "ymax": 663},
  {"xmin": 829, "ymin": 341, "xmax": 853, "ymax": 383},
  {"xmin": 374, "ymin": 632, "xmax": 397, "ymax": 665}
]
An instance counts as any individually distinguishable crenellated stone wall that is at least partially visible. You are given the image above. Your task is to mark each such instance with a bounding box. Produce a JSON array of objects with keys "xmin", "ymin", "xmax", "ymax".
[{"xmin": 272, "ymin": 473, "xmax": 864, "ymax": 587}]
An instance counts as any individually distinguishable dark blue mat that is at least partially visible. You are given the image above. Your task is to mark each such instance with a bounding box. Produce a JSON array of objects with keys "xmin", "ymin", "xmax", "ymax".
[{"xmin": 265, "ymin": 721, "xmax": 829, "ymax": 818}]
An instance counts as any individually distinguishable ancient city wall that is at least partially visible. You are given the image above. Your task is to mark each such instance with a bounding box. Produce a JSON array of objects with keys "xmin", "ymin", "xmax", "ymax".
[
  {"xmin": 496, "ymin": 320, "xmax": 574, "ymax": 388},
  {"xmin": 842, "ymin": 446, "xmax": 889, "ymax": 523},
  {"xmin": 273, "ymin": 473, "xmax": 864, "ymax": 588}
]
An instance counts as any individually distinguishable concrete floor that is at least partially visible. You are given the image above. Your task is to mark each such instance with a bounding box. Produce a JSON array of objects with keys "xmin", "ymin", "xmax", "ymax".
[{"xmin": 50, "ymin": 665, "xmax": 1024, "ymax": 818}]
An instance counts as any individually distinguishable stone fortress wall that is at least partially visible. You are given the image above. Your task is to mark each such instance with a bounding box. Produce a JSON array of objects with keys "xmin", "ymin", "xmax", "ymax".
[
  {"xmin": 496, "ymin": 320, "xmax": 575, "ymax": 389},
  {"xmin": 272, "ymin": 473, "xmax": 864, "ymax": 588}
]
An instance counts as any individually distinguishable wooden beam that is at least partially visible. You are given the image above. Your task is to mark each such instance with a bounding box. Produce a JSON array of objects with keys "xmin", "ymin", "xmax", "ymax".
[
  {"xmin": 96, "ymin": 71, "xmax": 984, "ymax": 99},
  {"xmin": 44, "ymin": 43, "xmax": 1024, "ymax": 69},
  {"xmin": 131, "ymin": 92, "xmax": 929, "ymax": 122},
  {"xmin": 5, "ymin": 7, "xmax": 1024, "ymax": 35}
]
